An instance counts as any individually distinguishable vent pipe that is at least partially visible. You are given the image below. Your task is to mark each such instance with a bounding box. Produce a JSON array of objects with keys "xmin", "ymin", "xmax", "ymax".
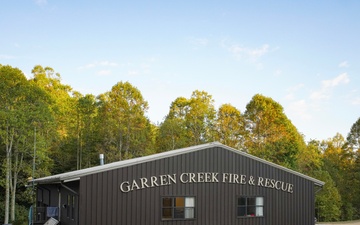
[{"xmin": 99, "ymin": 154, "xmax": 104, "ymax": 165}]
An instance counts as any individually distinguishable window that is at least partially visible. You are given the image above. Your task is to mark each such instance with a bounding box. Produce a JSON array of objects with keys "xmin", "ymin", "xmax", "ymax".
[
  {"xmin": 67, "ymin": 195, "xmax": 71, "ymax": 218},
  {"xmin": 162, "ymin": 197, "xmax": 195, "ymax": 220},
  {"xmin": 66, "ymin": 195, "xmax": 76, "ymax": 220},
  {"xmin": 71, "ymin": 196, "xmax": 75, "ymax": 220},
  {"xmin": 237, "ymin": 197, "xmax": 264, "ymax": 217}
]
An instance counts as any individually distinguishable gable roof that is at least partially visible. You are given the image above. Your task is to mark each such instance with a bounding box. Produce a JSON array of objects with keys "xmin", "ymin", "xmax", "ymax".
[{"xmin": 30, "ymin": 142, "xmax": 325, "ymax": 186}]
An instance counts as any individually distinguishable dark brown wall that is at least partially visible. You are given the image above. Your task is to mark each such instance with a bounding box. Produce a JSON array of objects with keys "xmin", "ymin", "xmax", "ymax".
[
  {"xmin": 36, "ymin": 181, "xmax": 80, "ymax": 225},
  {"xmin": 79, "ymin": 147, "xmax": 315, "ymax": 225},
  {"xmin": 60, "ymin": 181, "xmax": 79, "ymax": 225}
]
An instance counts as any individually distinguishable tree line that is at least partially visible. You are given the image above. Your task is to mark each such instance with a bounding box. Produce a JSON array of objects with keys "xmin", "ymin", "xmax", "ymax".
[{"xmin": 1, "ymin": 64, "xmax": 359, "ymax": 224}]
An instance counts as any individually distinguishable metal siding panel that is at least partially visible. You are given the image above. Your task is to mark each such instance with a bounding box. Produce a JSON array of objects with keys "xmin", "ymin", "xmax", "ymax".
[
  {"xmin": 75, "ymin": 146, "xmax": 316, "ymax": 225},
  {"xmin": 84, "ymin": 175, "xmax": 90, "ymax": 225},
  {"xmin": 85, "ymin": 176, "xmax": 91, "ymax": 225},
  {"xmin": 96, "ymin": 173, "xmax": 102, "ymax": 225},
  {"xmin": 146, "ymin": 162, "xmax": 153, "ymax": 224},
  {"xmin": 103, "ymin": 171, "xmax": 113, "ymax": 224},
  {"xmin": 154, "ymin": 156, "xmax": 161, "ymax": 224},
  {"xmin": 101, "ymin": 171, "xmax": 107, "ymax": 225},
  {"xmin": 134, "ymin": 164, "xmax": 140, "ymax": 225},
  {"xmin": 126, "ymin": 165, "xmax": 131, "ymax": 225},
  {"xmin": 139, "ymin": 163, "xmax": 145, "ymax": 225},
  {"xmin": 90, "ymin": 174, "xmax": 96, "ymax": 225},
  {"xmin": 79, "ymin": 178, "xmax": 85, "ymax": 225},
  {"xmin": 120, "ymin": 167, "xmax": 127, "ymax": 225},
  {"xmin": 111, "ymin": 169, "xmax": 118, "ymax": 225}
]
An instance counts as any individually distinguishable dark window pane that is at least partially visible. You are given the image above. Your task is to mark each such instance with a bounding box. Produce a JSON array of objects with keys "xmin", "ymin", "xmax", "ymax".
[
  {"xmin": 162, "ymin": 208, "xmax": 172, "ymax": 219},
  {"xmin": 163, "ymin": 198, "xmax": 172, "ymax": 207},
  {"xmin": 247, "ymin": 197, "xmax": 256, "ymax": 206},
  {"xmin": 247, "ymin": 206, "xmax": 256, "ymax": 216},
  {"xmin": 238, "ymin": 207, "xmax": 246, "ymax": 216},
  {"xmin": 238, "ymin": 197, "xmax": 246, "ymax": 206},
  {"xmin": 174, "ymin": 208, "xmax": 184, "ymax": 218}
]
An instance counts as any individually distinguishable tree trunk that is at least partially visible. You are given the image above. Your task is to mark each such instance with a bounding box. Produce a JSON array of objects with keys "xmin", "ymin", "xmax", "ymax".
[
  {"xmin": 5, "ymin": 149, "xmax": 10, "ymax": 224},
  {"xmin": 11, "ymin": 170, "xmax": 17, "ymax": 222},
  {"xmin": 10, "ymin": 151, "xmax": 23, "ymax": 221},
  {"xmin": 4, "ymin": 126, "xmax": 14, "ymax": 224}
]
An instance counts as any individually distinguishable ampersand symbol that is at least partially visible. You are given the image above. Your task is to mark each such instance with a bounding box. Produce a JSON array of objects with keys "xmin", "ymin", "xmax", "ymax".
[{"xmin": 248, "ymin": 176, "xmax": 255, "ymax": 185}]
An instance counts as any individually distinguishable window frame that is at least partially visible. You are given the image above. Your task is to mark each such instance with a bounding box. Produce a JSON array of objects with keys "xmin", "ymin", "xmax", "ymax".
[
  {"xmin": 161, "ymin": 196, "xmax": 196, "ymax": 221},
  {"xmin": 237, "ymin": 196, "xmax": 264, "ymax": 218},
  {"xmin": 66, "ymin": 194, "xmax": 76, "ymax": 220}
]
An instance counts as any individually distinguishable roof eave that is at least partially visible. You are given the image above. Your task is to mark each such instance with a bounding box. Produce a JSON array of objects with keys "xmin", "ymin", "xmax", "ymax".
[{"xmin": 29, "ymin": 142, "xmax": 325, "ymax": 187}]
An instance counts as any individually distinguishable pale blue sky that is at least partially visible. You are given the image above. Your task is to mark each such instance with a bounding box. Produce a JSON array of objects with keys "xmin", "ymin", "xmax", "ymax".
[{"xmin": 1, "ymin": 0, "xmax": 359, "ymax": 141}]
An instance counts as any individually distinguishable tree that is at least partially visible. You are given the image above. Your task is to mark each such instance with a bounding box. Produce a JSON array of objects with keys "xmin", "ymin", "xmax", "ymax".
[
  {"xmin": 157, "ymin": 90, "xmax": 216, "ymax": 151},
  {"xmin": 352, "ymin": 149, "xmax": 360, "ymax": 218},
  {"xmin": 344, "ymin": 119, "xmax": 360, "ymax": 219},
  {"xmin": 156, "ymin": 97, "xmax": 190, "ymax": 151},
  {"xmin": 95, "ymin": 81, "xmax": 153, "ymax": 162},
  {"xmin": 0, "ymin": 65, "xmax": 27, "ymax": 224},
  {"xmin": 346, "ymin": 117, "xmax": 360, "ymax": 153},
  {"xmin": 31, "ymin": 65, "xmax": 77, "ymax": 173},
  {"xmin": 243, "ymin": 94, "xmax": 306, "ymax": 169},
  {"xmin": 74, "ymin": 93, "xmax": 98, "ymax": 169},
  {"xmin": 185, "ymin": 90, "xmax": 216, "ymax": 145},
  {"xmin": 0, "ymin": 65, "xmax": 53, "ymax": 223},
  {"xmin": 322, "ymin": 133, "xmax": 358, "ymax": 220},
  {"xmin": 298, "ymin": 140, "xmax": 323, "ymax": 174},
  {"xmin": 156, "ymin": 117, "xmax": 188, "ymax": 152},
  {"xmin": 214, "ymin": 104, "xmax": 245, "ymax": 149},
  {"xmin": 314, "ymin": 170, "xmax": 342, "ymax": 222}
]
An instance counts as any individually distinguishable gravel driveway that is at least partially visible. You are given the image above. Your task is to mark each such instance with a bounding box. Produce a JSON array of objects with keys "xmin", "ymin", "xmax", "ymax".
[{"xmin": 318, "ymin": 221, "xmax": 360, "ymax": 225}]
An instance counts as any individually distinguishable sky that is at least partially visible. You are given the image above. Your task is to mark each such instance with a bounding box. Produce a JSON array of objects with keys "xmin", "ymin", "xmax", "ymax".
[{"xmin": 1, "ymin": 0, "xmax": 360, "ymax": 142}]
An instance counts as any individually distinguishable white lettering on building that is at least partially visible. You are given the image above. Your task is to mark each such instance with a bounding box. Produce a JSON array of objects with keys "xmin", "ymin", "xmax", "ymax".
[{"xmin": 120, "ymin": 172, "xmax": 294, "ymax": 194}]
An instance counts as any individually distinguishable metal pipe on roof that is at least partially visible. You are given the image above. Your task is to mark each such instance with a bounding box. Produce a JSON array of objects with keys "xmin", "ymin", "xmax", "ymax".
[{"xmin": 99, "ymin": 154, "xmax": 104, "ymax": 165}]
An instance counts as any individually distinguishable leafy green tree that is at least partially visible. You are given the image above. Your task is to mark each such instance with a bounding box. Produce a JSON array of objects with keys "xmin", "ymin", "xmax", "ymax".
[
  {"xmin": 156, "ymin": 97, "xmax": 190, "ymax": 151},
  {"xmin": 0, "ymin": 65, "xmax": 53, "ymax": 223},
  {"xmin": 31, "ymin": 65, "xmax": 77, "ymax": 173},
  {"xmin": 157, "ymin": 90, "xmax": 216, "ymax": 151},
  {"xmin": 156, "ymin": 116, "xmax": 188, "ymax": 152},
  {"xmin": 352, "ymin": 149, "xmax": 360, "ymax": 219},
  {"xmin": 214, "ymin": 104, "xmax": 245, "ymax": 149},
  {"xmin": 243, "ymin": 94, "xmax": 305, "ymax": 169},
  {"xmin": 322, "ymin": 133, "xmax": 358, "ymax": 220},
  {"xmin": 185, "ymin": 90, "xmax": 216, "ymax": 145},
  {"xmin": 74, "ymin": 93, "xmax": 98, "ymax": 169},
  {"xmin": 95, "ymin": 81, "xmax": 153, "ymax": 162},
  {"xmin": 298, "ymin": 140, "xmax": 323, "ymax": 174},
  {"xmin": 314, "ymin": 170, "xmax": 342, "ymax": 222},
  {"xmin": 301, "ymin": 140, "xmax": 342, "ymax": 221},
  {"xmin": 344, "ymin": 118, "xmax": 360, "ymax": 219},
  {"xmin": 0, "ymin": 65, "xmax": 27, "ymax": 224},
  {"xmin": 347, "ymin": 117, "xmax": 360, "ymax": 151}
]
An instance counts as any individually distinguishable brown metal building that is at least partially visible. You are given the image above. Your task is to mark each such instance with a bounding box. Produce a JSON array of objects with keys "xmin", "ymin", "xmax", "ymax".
[{"xmin": 31, "ymin": 142, "xmax": 324, "ymax": 225}]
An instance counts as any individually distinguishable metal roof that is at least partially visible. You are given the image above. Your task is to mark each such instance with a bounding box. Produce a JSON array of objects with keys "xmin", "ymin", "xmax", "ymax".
[{"xmin": 30, "ymin": 142, "xmax": 325, "ymax": 186}]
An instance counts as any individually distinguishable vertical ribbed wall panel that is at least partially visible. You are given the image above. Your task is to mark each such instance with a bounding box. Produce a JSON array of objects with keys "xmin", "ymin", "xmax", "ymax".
[{"xmin": 79, "ymin": 146, "xmax": 316, "ymax": 225}]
